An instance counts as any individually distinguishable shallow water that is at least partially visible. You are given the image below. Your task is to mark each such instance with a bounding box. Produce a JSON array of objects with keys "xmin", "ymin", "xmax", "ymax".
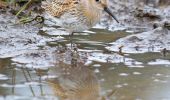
[{"xmin": 1, "ymin": 27, "xmax": 170, "ymax": 100}]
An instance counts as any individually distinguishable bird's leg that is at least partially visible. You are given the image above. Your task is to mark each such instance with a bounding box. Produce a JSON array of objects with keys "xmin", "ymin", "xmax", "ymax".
[
  {"xmin": 69, "ymin": 32, "xmax": 74, "ymax": 49},
  {"xmin": 70, "ymin": 32, "xmax": 74, "ymax": 37},
  {"xmin": 69, "ymin": 32, "xmax": 77, "ymax": 51}
]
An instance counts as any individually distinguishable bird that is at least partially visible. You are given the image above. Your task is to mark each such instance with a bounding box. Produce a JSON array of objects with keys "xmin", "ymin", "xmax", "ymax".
[{"xmin": 41, "ymin": 0, "xmax": 119, "ymax": 35}]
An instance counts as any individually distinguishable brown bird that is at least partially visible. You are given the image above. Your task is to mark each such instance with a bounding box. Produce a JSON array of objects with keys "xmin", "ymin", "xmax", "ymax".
[{"xmin": 42, "ymin": 0, "xmax": 119, "ymax": 35}]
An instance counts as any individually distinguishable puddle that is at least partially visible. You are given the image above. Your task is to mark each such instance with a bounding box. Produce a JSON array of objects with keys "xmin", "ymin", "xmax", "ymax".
[{"xmin": 1, "ymin": 13, "xmax": 170, "ymax": 100}]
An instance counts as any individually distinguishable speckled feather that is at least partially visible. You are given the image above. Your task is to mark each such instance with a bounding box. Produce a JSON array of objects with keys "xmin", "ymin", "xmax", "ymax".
[
  {"xmin": 42, "ymin": 0, "xmax": 107, "ymax": 33},
  {"xmin": 42, "ymin": 0, "xmax": 80, "ymax": 18}
]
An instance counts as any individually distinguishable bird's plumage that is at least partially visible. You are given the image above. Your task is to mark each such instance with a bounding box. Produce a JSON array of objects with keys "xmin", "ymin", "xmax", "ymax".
[
  {"xmin": 42, "ymin": 0, "xmax": 79, "ymax": 18},
  {"xmin": 42, "ymin": 0, "xmax": 118, "ymax": 33}
]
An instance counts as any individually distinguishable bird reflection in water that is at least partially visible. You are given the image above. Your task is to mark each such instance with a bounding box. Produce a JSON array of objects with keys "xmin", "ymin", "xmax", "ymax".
[{"xmin": 47, "ymin": 49, "xmax": 101, "ymax": 100}]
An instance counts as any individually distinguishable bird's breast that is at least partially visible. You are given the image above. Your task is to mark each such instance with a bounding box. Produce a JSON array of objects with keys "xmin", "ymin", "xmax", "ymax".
[
  {"xmin": 60, "ymin": 12, "xmax": 93, "ymax": 32},
  {"xmin": 82, "ymin": 9, "xmax": 102, "ymax": 27}
]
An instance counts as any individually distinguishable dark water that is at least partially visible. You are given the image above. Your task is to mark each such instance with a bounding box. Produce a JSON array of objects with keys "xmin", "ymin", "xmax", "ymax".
[{"xmin": 0, "ymin": 29, "xmax": 170, "ymax": 100}]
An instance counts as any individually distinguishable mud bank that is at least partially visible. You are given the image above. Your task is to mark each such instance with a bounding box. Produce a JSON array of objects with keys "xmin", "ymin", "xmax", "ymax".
[
  {"xmin": 102, "ymin": 0, "xmax": 170, "ymax": 31},
  {"xmin": 103, "ymin": 0, "xmax": 170, "ymax": 53},
  {"xmin": 0, "ymin": 12, "xmax": 60, "ymax": 68}
]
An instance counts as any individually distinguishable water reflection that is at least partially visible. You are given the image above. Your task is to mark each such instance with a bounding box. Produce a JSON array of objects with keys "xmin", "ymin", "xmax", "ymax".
[
  {"xmin": 0, "ymin": 48, "xmax": 117, "ymax": 100},
  {"xmin": 1, "ymin": 27, "xmax": 170, "ymax": 100},
  {"xmin": 9, "ymin": 66, "xmax": 40, "ymax": 96},
  {"xmin": 47, "ymin": 50, "xmax": 101, "ymax": 100}
]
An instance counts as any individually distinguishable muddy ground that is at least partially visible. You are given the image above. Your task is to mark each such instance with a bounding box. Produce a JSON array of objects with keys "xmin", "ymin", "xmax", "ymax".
[{"xmin": 0, "ymin": 1, "xmax": 170, "ymax": 100}]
